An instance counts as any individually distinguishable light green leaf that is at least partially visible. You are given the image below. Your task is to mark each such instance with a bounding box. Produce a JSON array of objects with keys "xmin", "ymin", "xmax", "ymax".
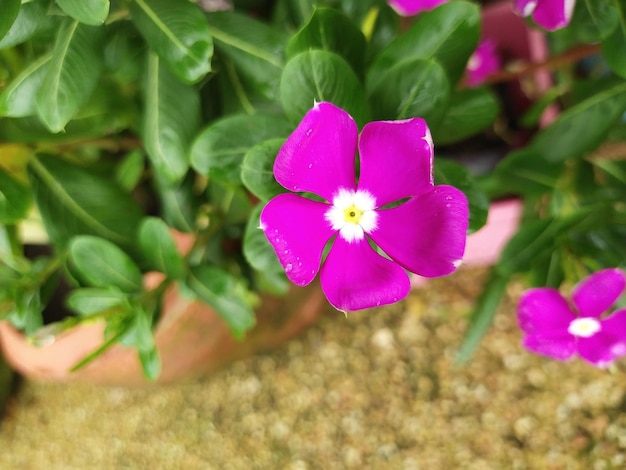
[
  {"xmin": 66, "ymin": 287, "xmax": 129, "ymax": 316},
  {"xmin": 0, "ymin": 0, "xmax": 20, "ymax": 41},
  {"xmin": 56, "ymin": 0, "xmax": 110, "ymax": 26},
  {"xmin": 129, "ymin": 0, "xmax": 213, "ymax": 83},
  {"xmin": 142, "ymin": 53, "xmax": 200, "ymax": 183},
  {"xmin": 137, "ymin": 217, "xmax": 185, "ymax": 279},
  {"xmin": 0, "ymin": 54, "xmax": 51, "ymax": 118},
  {"xmin": 69, "ymin": 235, "xmax": 143, "ymax": 292},
  {"xmin": 115, "ymin": 150, "xmax": 145, "ymax": 191},
  {"xmin": 35, "ymin": 19, "xmax": 104, "ymax": 133},
  {"xmin": 243, "ymin": 205, "xmax": 285, "ymax": 274},
  {"xmin": 241, "ymin": 138, "xmax": 285, "ymax": 202},
  {"xmin": 0, "ymin": 0, "xmax": 46, "ymax": 49},
  {"xmin": 0, "ymin": 166, "xmax": 31, "ymax": 224}
]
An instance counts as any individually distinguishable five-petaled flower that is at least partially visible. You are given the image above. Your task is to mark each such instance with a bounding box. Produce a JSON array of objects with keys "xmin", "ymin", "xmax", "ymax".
[
  {"xmin": 464, "ymin": 39, "xmax": 500, "ymax": 87},
  {"xmin": 387, "ymin": 0, "xmax": 448, "ymax": 17},
  {"xmin": 260, "ymin": 102, "xmax": 469, "ymax": 312},
  {"xmin": 517, "ymin": 268, "xmax": 626, "ymax": 367},
  {"xmin": 514, "ymin": 0, "xmax": 576, "ymax": 31}
]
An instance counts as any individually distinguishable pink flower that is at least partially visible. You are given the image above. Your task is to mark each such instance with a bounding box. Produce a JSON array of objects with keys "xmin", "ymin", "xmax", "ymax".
[
  {"xmin": 518, "ymin": 269, "xmax": 626, "ymax": 367},
  {"xmin": 260, "ymin": 102, "xmax": 469, "ymax": 312},
  {"xmin": 464, "ymin": 40, "xmax": 500, "ymax": 87},
  {"xmin": 514, "ymin": 0, "xmax": 576, "ymax": 31},
  {"xmin": 387, "ymin": 0, "xmax": 448, "ymax": 17}
]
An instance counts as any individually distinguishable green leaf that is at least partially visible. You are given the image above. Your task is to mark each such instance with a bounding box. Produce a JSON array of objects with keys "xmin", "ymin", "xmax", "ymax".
[
  {"xmin": 0, "ymin": 0, "xmax": 20, "ymax": 41},
  {"xmin": 207, "ymin": 11, "xmax": 287, "ymax": 100},
  {"xmin": 431, "ymin": 87, "xmax": 499, "ymax": 145},
  {"xmin": 0, "ymin": 54, "xmax": 51, "ymax": 118},
  {"xmin": 142, "ymin": 53, "xmax": 200, "ymax": 183},
  {"xmin": 186, "ymin": 265, "xmax": 256, "ymax": 340},
  {"xmin": 434, "ymin": 158, "xmax": 488, "ymax": 234},
  {"xmin": 69, "ymin": 235, "xmax": 143, "ymax": 292},
  {"xmin": 280, "ymin": 50, "xmax": 370, "ymax": 126},
  {"xmin": 137, "ymin": 217, "xmax": 185, "ymax": 279},
  {"xmin": 0, "ymin": 0, "xmax": 47, "ymax": 49},
  {"xmin": 115, "ymin": 150, "xmax": 145, "ymax": 191},
  {"xmin": 133, "ymin": 307, "xmax": 161, "ymax": 380},
  {"xmin": 0, "ymin": 166, "xmax": 31, "ymax": 224},
  {"xmin": 152, "ymin": 173, "xmax": 198, "ymax": 233},
  {"xmin": 367, "ymin": 58, "xmax": 449, "ymax": 122},
  {"xmin": 190, "ymin": 113, "xmax": 293, "ymax": 185},
  {"xmin": 568, "ymin": 0, "xmax": 619, "ymax": 43},
  {"xmin": 66, "ymin": 287, "xmax": 129, "ymax": 316},
  {"xmin": 35, "ymin": 19, "xmax": 104, "ymax": 133},
  {"xmin": 56, "ymin": 0, "xmax": 110, "ymax": 26},
  {"xmin": 286, "ymin": 7, "xmax": 367, "ymax": 76},
  {"xmin": 529, "ymin": 80, "xmax": 626, "ymax": 162},
  {"xmin": 129, "ymin": 0, "xmax": 213, "ymax": 83},
  {"xmin": 368, "ymin": 1, "xmax": 480, "ymax": 88},
  {"xmin": 493, "ymin": 149, "xmax": 565, "ymax": 196},
  {"xmin": 28, "ymin": 154, "xmax": 144, "ymax": 250},
  {"xmin": 241, "ymin": 138, "xmax": 285, "ymax": 201},
  {"xmin": 243, "ymin": 205, "xmax": 284, "ymax": 273},
  {"xmin": 602, "ymin": 1, "xmax": 626, "ymax": 79},
  {"xmin": 9, "ymin": 288, "xmax": 43, "ymax": 336}
]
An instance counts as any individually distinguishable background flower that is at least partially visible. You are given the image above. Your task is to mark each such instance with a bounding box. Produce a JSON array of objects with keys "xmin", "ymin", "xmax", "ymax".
[
  {"xmin": 514, "ymin": 0, "xmax": 576, "ymax": 31},
  {"xmin": 464, "ymin": 39, "xmax": 501, "ymax": 87},
  {"xmin": 387, "ymin": 0, "xmax": 449, "ymax": 17}
]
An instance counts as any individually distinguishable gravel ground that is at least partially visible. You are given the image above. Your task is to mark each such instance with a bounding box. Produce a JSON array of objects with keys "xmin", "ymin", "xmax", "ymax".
[{"xmin": 1, "ymin": 267, "xmax": 626, "ymax": 469}]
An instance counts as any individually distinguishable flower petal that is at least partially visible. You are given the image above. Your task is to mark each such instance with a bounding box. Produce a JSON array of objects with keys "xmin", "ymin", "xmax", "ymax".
[
  {"xmin": 464, "ymin": 40, "xmax": 500, "ymax": 87},
  {"xmin": 273, "ymin": 101, "xmax": 357, "ymax": 202},
  {"xmin": 522, "ymin": 331, "xmax": 576, "ymax": 361},
  {"xmin": 532, "ymin": 0, "xmax": 575, "ymax": 31},
  {"xmin": 387, "ymin": 0, "xmax": 448, "ymax": 16},
  {"xmin": 517, "ymin": 288, "xmax": 575, "ymax": 335},
  {"xmin": 513, "ymin": 0, "xmax": 538, "ymax": 17},
  {"xmin": 572, "ymin": 268, "xmax": 625, "ymax": 318},
  {"xmin": 369, "ymin": 185, "xmax": 468, "ymax": 277},
  {"xmin": 577, "ymin": 333, "xmax": 620, "ymax": 368},
  {"xmin": 320, "ymin": 237, "xmax": 410, "ymax": 312},
  {"xmin": 357, "ymin": 118, "xmax": 434, "ymax": 206},
  {"xmin": 260, "ymin": 193, "xmax": 335, "ymax": 286}
]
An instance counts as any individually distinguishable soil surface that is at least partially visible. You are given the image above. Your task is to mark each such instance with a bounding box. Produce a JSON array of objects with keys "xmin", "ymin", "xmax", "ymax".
[{"xmin": 1, "ymin": 267, "xmax": 625, "ymax": 469}]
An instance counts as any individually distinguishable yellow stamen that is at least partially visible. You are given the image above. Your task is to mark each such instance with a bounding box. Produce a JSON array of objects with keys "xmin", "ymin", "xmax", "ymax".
[{"xmin": 344, "ymin": 205, "xmax": 363, "ymax": 224}]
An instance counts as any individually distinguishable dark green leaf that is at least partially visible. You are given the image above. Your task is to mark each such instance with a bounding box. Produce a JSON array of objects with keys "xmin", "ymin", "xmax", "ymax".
[
  {"xmin": 241, "ymin": 138, "xmax": 285, "ymax": 201},
  {"xmin": 243, "ymin": 205, "xmax": 284, "ymax": 273},
  {"xmin": 602, "ymin": 1, "xmax": 626, "ymax": 79},
  {"xmin": 494, "ymin": 149, "xmax": 564, "ymax": 196},
  {"xmin": 286, "ymin": 7, "xmax": 366, "ymax": 76},
  {"xmin": 434, "ymin": 158, "xmax": 488, "ymax": 234},
  {"xmin": 0, "ymin": 53, "xmax": 51, "ymax": 118},
  {"xmin": 36, "ymin": 19, "xmax": 104, "ymax": 133},
  {"xmin": 367, "ymin": 58, "xmax": 449, "ymax": 122},
  {"xmin": 28, "ymin": 154, "xmax": 144, "ymax": 250},
  {"xmin": 142, "ymin": 53, "xmax": 200, "ymax": 183},
  {"xmin": 152, "ymin": 173, "xmax": 198, "ymax": 233},
  {"xmin": 280, "ymin": 50, "xmax": 370, "ymax": 126},
  {"xmin": 568, "ymin": 0, "xmax": 619, "ymax": 43},
  {"xmin": 431, "ymin": 87, "xmax": 499, "ymax": 145},
  {"xmin": 186, "ymin": 265, "xmax": 256, "ymax": 339},
  {"xmin": 66, "ymin": 287, "xmax": 129, "ymax": 316},
  {"xmin": 56, "ymin": 0, "xmax": 110, "ymax": 26},
  {"xmin": 0, "ymin": 1, "xmax": 47, "ymax": 49},
  {"xmin": 138, "ymin": 217, "xmax": 185, "ymax": 279},
  {"xmin": 130, "ymin": 0, "xmax": 213, "ymax": 83},
  {"xmin": 0, "ymin": 166, "xmax": 31, "ymax": 224},
  {"xmin": 0, "ymin": 0, "xmax": 20, "ymax": 41},
  {"xmin": 190, "ymin": 113, "xmax": 292, "ymax": 185},
  {"xmin": 69, "ymin": 235, "xmax": 143, "ymax": 292},
  {"xmin": 207, "ymin": 10, "xmax": 287, "ymax": 100},
  {"xmin": 115, "ymin": 150, "xmax": 145, "ymax": 191}
]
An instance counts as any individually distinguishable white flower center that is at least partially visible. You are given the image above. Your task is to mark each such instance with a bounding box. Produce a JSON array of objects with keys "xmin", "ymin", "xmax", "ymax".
[
  {"xmin": 568, "ymin": 317, "xmax": 601, "ymax": 338},
  {"xmin": 325, "ymin": 188, "xmax": 378, "ymax": 243}
]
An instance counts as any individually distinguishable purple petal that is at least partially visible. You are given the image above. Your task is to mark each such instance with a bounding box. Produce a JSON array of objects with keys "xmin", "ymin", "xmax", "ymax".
[
  {"xmin": 598, "ymin": 309, "xmax": 626, "ymax": 360},
  {"xmin": 513, "ymin": 0, "xmax": 538, "ymax": 17},
  {"xmin": 577, "ymin": 332, "xmax": 620, "ymax": 368},
  {"xmin": 464, "ymin": 40, "xmax": 500, "ymax": 87},
  {"xmin": 517, "ymin": 288, "xmax": 576, "ymax": 335},
  {"xmin": 532, "ymin": 0, "xmax": 575, "ymax": 31},
  {"xmin": 357, "ymin": 118, "xmax": 434, "ymax": 207},
  {"xmin": 369, "ymin": 185, "xmax": 468, "ymax": 277},
  {"xmin": 260, "ymin": 193, "xmax": 335, "ymax": 286},
  {"xmin": 572, "ymin": 268, "xmax": 625, "ymax": 318},
  {"xmin": 273, "ymin": 102, "xmax": 357, "ymax": 202},
  {"xmin": 522, "ymin": 331, "xmax": 576, "ymax": 361},
  {"xmin": 320, "ymin": 237, "xmax": 410, "ymax": 312},
  {"xmin": 387, "ymin": 0, "xmax": 448, "ymax": 16}
]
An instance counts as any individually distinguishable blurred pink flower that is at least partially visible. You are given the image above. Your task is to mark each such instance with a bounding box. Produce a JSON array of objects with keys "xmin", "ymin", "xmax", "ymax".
[
  {"xmin": 387, "ymin": 0, "xmax": 448, "ymax": 16},
  {"xmin": 514, "ymin": 0, "xmax": 575, "ymax": 31},
  {"xmin": 464, "ymin": 40, "xmax": 500, "ymax": 87}
]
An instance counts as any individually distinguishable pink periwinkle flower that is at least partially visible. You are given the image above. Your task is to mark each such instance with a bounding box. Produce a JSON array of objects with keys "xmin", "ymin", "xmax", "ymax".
[
  {"xmin": 260, "ymin": 102, "xmax": 469, "ymax": 312},
  {"xmin": 517, "ymin": 269, "xmax": 626, "ymax": 367},
  {"xmin": 464, "ymin": 40, "xmax": 501, "ymax": 87},
  {"xmin": 514, "ymin": 0, "xmax": 575, "ymax": 31},
  {"xmin": 387, "ymin": 0, "xmax": 448, "ymax": 16}
]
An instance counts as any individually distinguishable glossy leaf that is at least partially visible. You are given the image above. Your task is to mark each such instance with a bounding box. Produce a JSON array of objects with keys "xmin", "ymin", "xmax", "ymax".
[
  {"xmin": 0, "ymin": 0, "xmax": 20, "ymax": 41},
  {"xmin": 530, "ymin": 80, "xmax": 626, "ymax": 162},
  {"xmin": 280, "ymin": 50, "xmax": 370, "ymax": 126},
  {"xmin": 367, "ymin": 58, "xmax": 449, "ymax": 122},
  {"xmin": 130, "ymin": 0, "xmax": 213, "ymax": 83},
  {"xmin": 134, "ymin": 307, "xmax": 161, "ymax": 381},
  {"xmin": 115, "ymin": 150, "xmax": 145, "ymax": 191},
  {"xmin": 36, "ymin": 19, "xmax": 104, "ymax": 133},
  {"xmin": 602, "ymin": 1, "xmax": 626, "ymax": 79},
  {"xmin": 286, "ymin": 7, "xmax": 366, "ymax": 75},
  {"xmin": 243, "ymin": 205, "xmax": 284, "ymax": 273},
  {"xmin": 241, "ymin": 138, "xmax": 285, "ymax": 202},
  {"xmin": 27, "ymin": 154, "xmax": 144, "ymax": 250},
  {"xmin": 0, "ymin": 166, "xmax": 31, "ymax": 224},
  {"xmin": 66, "ymin": 287, "xmax": 129, "ymax": 316},
  {"xmin": 142, "ymin": 53, "xmax": 200, "ymax": 183},
  {"xmin": 431, "ymin": 87, "xmax": 499, "ymax": 145},
  {"xmin": 206, "ymin": 10, "xmax": 287, "ymax": 100},
  {"xmin": 0, "ymin": 54, "xmax": 51, "ymax": 118},
  {"xmin": 190, "ymin": 113, "xmax": 292, "ymax": 185},
  {"xmin": 0, "ymin": 0, "xmax": 47, "ymax": 49},
  {"xmin": 568, "ymin": 0, "xmax": 618, "ymax": 43},
  {"xmin": 152, "ymin": 173, "xmax": 198, "ymax": 233},
  {"xmin": 186, "ymin": 265, "xmax": 256, "ymax": 340},
  {"xmin": 138, "ymin": 217, "xmax": 185, "ymax": 279},
  {"xmin": 494, "ymin": 149, "xmax": 564, "ymax": 196},
  {"xmin": 56, "ymin": 0, "xmax": 110, "ymax": 26},
  {"xmin": 68, "ymin": 235, "xmax": 143, "ymax": 293}
]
